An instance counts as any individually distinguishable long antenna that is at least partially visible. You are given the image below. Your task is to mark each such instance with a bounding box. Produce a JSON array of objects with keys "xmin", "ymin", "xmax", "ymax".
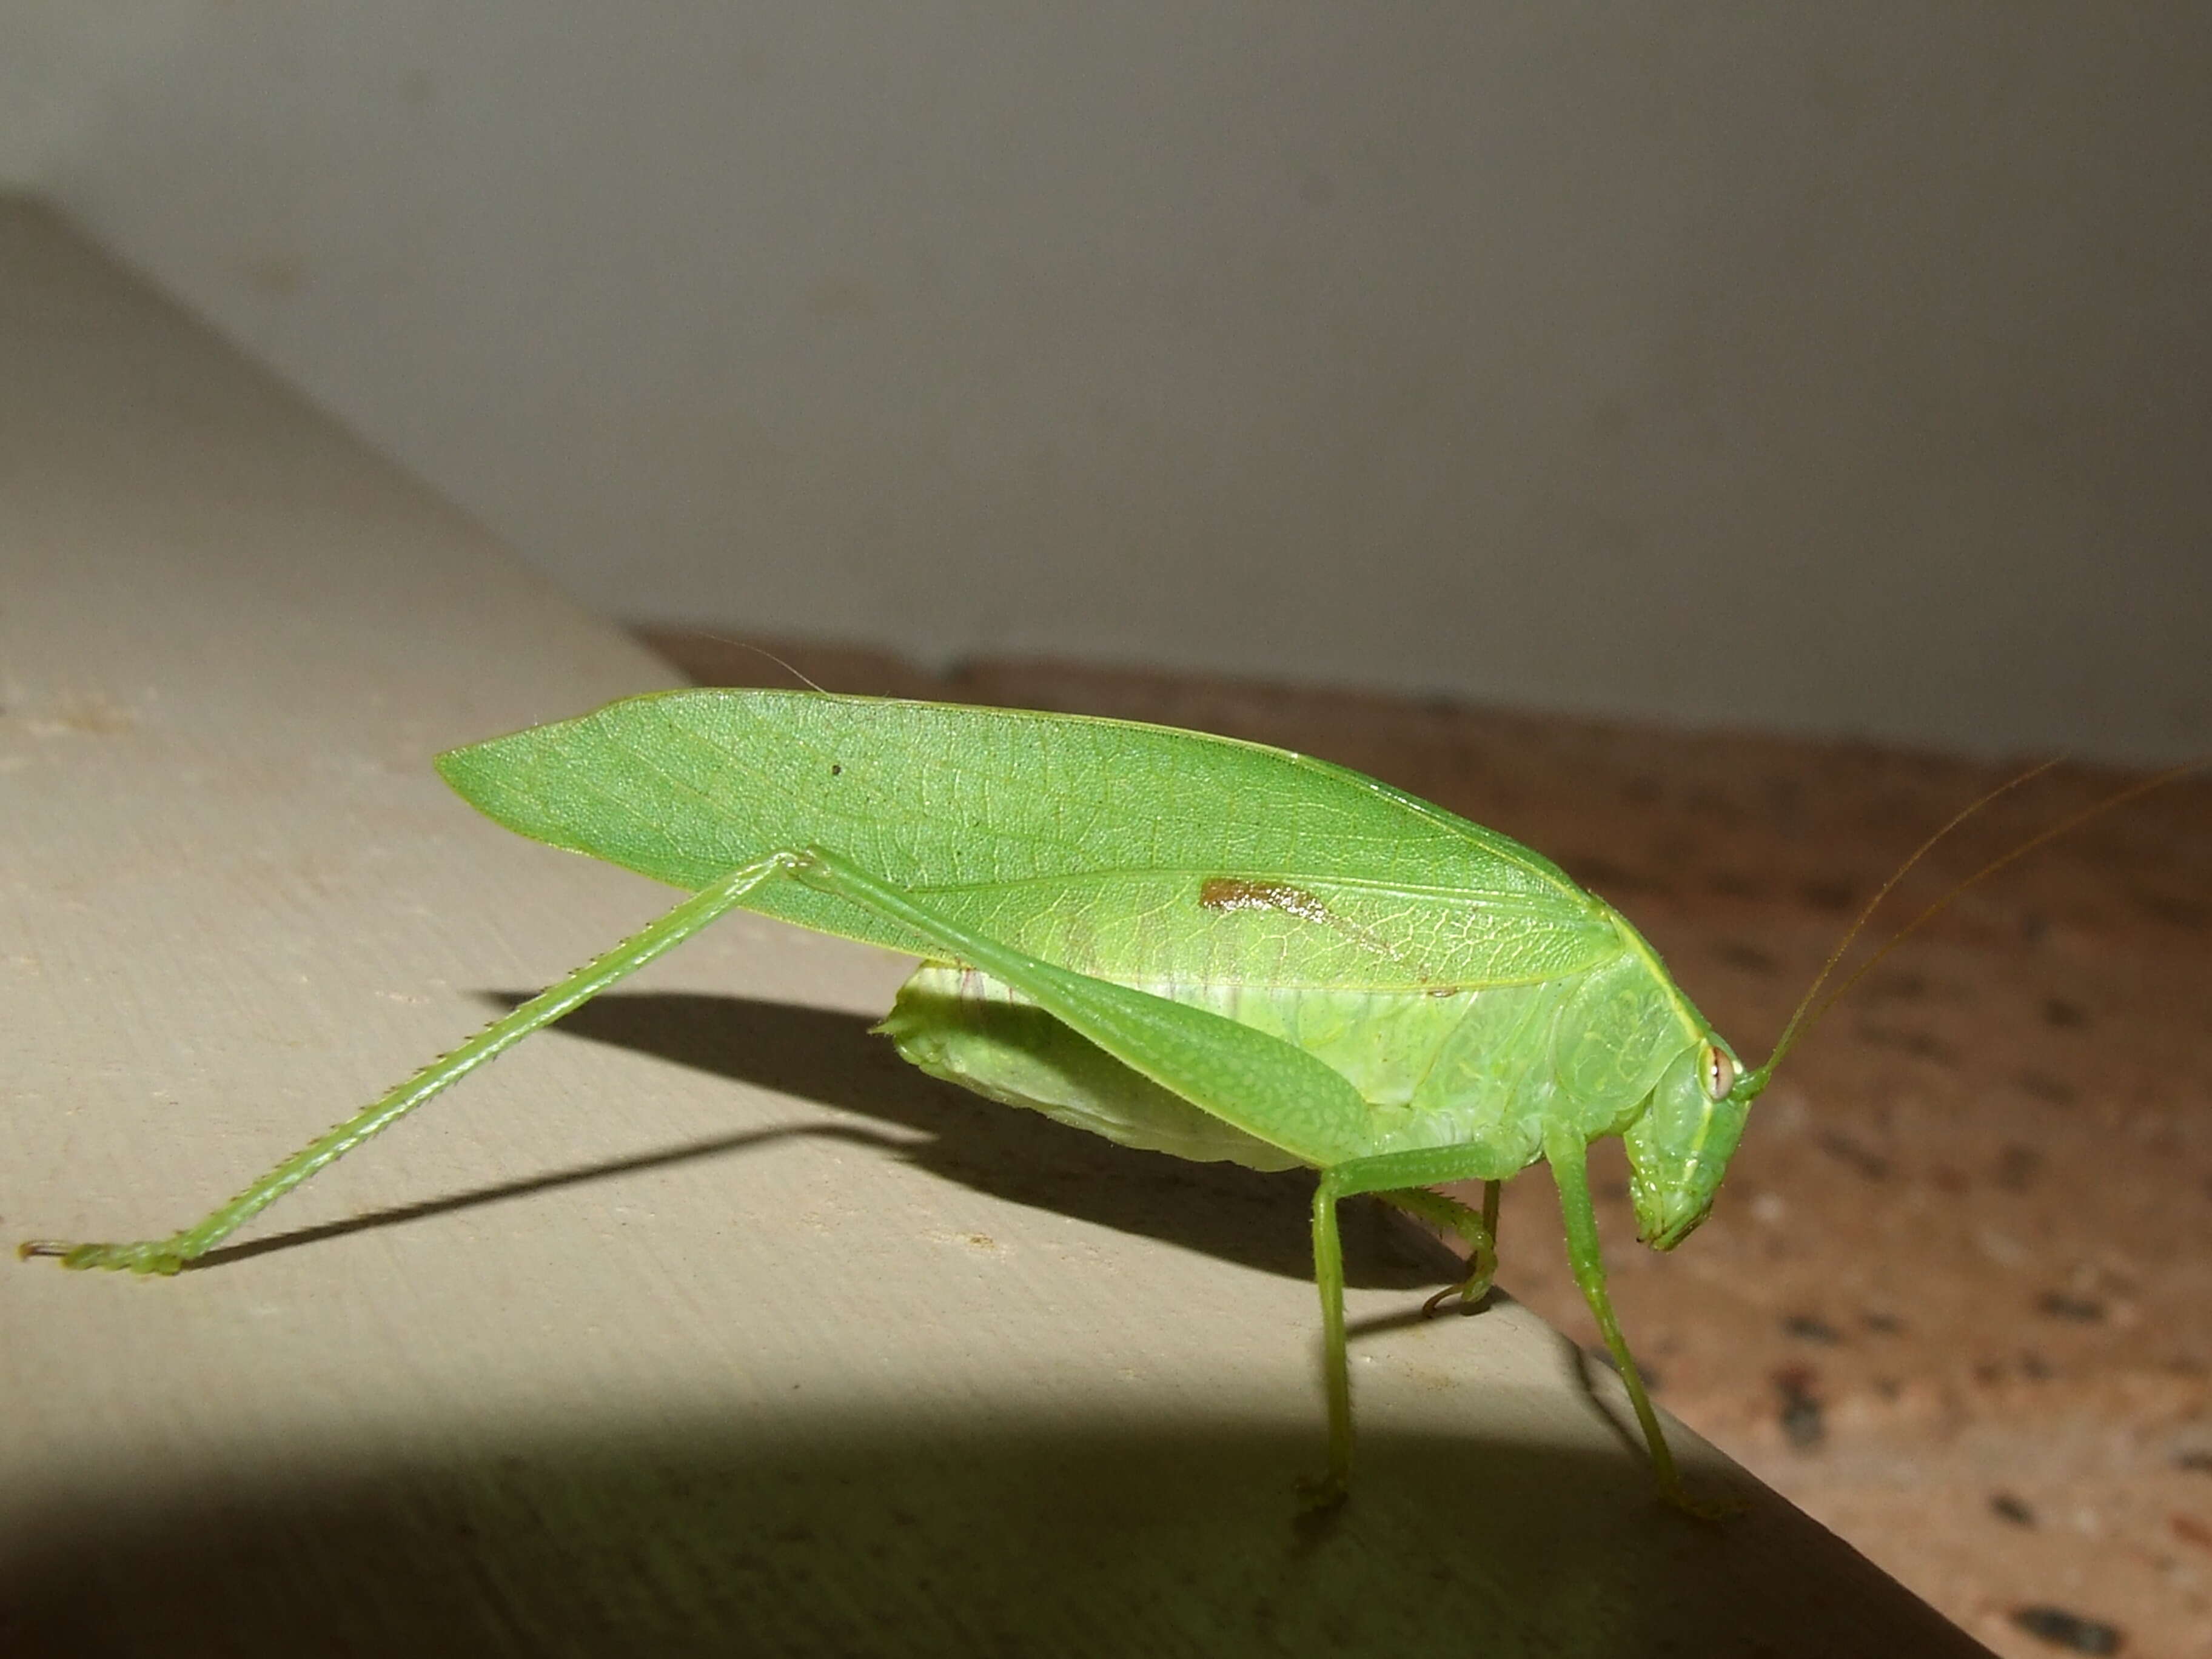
[
  {"xmin": 711, "ymin": 635, "xmax": 832, "ymax": 695},
  {"xmin": 1754, "ymin": 759, "xmax": 2059, "ymax": 1079},
  {"xmin": 1794, "ymin": 753, "xmax": 2209, "ymax": 1045}
]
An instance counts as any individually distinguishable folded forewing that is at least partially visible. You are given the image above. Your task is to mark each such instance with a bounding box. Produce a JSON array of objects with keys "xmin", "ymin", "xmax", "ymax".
[{"xmin": 438, "ymin": 690, "xmax": 1618, "ymax": 991}]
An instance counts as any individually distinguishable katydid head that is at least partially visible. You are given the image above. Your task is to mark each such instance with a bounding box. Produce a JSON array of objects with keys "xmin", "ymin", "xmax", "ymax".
[
  {"xmin": 1623, "ymin": 1037, "xmax": 1763, "ymax": 1250},
  {"xmin": 1630, "ymin": 756, "xmax": 2202, "ymax": 1256}
]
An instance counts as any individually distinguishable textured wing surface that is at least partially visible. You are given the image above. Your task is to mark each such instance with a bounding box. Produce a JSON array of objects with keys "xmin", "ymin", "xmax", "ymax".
[{"xmin": 437, "ymin": 690, "xmax": 1618, "ymax": 991}]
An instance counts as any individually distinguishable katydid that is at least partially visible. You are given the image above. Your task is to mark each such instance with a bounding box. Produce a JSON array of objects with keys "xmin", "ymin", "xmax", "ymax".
[{"xmin": 21, "ymin": 690, "xmax": 2152, "ymax": 1511}]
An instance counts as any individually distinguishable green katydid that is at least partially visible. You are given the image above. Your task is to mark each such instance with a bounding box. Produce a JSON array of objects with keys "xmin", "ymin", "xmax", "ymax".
[{"xmin": 22, "ymin": 689, "xmax": 2168, "ymax": 1510}]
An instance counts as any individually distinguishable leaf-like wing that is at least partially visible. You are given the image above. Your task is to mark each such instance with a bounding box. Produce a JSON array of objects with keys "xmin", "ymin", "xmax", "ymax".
[{"xmin": 436, "ymin": 691, "xmax": 1619, "ymax": 991}]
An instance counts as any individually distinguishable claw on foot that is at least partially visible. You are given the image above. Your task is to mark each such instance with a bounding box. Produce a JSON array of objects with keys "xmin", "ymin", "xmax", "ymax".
[
  {"xmin": 1294, "ymin": 1472, "xmax": 1349, "ymax": 1516},
  {"xmin": 1659, "ymin": 1481, "xmax": 1745, "ymax": 1523},
  {"xmin": 18, "ymin": 1239, "xmax": 186, "ymax": 1275},
  {"xmin": 1419, "ymin": 1274, "xmax": 1492, "ymax": 1319}
]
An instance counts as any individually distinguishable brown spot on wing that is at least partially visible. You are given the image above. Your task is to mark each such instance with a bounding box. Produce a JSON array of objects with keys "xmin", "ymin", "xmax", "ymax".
[
  {"xmin": 1195, "ymin": 875, "xmax": 1462, "ymax": 991},
  {"xmin": 1198, "ymin": 877, "xmax": 1333, "ymax": 923}
]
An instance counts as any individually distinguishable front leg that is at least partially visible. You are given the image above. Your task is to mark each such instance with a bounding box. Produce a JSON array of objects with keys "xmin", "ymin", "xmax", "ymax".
[{"xmin": 1544, "ymin": 1127, "xmax": 1727, "ymax": 1517}]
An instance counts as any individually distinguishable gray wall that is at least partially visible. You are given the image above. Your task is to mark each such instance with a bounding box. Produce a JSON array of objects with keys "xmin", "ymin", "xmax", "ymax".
[{"xmin": 8, "ymin": 5, "xmax": 2207, "ymax": 762}]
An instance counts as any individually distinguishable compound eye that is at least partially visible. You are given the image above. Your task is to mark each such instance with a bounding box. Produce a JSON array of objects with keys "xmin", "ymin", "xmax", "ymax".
[{"xmin": 1702, "ymin": 1045, "xmax": 1736, "ymax": 1101}]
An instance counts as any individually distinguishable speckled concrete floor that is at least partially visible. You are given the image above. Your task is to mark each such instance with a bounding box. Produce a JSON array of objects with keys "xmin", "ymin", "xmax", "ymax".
[{"xmin": 645, "ymin": 631, "xmax": 2212, "ymax": 1659}]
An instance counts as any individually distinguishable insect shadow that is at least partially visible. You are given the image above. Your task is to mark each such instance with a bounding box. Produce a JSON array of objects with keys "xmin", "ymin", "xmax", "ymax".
[{"xmin": 201, "ymin": 990, "xmax": 1465, "ymax": 1297}]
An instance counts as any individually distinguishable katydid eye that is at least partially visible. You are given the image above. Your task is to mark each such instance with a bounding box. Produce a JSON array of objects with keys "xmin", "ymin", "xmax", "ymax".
[{"xmin": 1702, "ymin": 1045, "xmax": 1735, "ymax": 1101}]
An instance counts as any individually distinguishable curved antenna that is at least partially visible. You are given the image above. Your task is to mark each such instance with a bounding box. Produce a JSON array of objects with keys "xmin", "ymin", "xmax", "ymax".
[
  {"xmin": 1753, "ymin": 759, "xmax": 2062, "ymax": 1081},
  {"xmin": 685, "ymin": 632, "xmax": 833, "ymax": 695},
  {"xmin": 1789, "ymin": 753, "xmax": 2209, "ymax": 1051},
  {"xmin": 1758, "ymin": 752, "xmax": 2208, "ymax": 1082}
]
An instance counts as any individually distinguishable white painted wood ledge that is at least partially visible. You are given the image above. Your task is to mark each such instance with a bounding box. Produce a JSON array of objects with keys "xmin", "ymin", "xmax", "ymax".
[{"xmin": 0, "ymin": 200, "xmax": 1988, "ymax": 1657}]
